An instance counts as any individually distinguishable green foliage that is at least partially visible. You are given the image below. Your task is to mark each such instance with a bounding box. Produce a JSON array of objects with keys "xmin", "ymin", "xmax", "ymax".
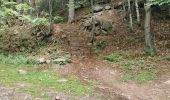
[
  {"xmin": 120, "ymin": 60, "xmax": 135, "ymax": 70},
  {"xmin": 96, "ymin": 41, "xmax": 107, "ymax": 49},
  {"xmin": 2, "ymin": 1, "xmax": 17, "ymax": 8},
  {"xmin": 2, "ymin": 8, "xmax": 19, "ymax": 16},
  {"xmin": 104, "ymin": 51, "xmax": 133, "ymax": 62},
  {"xmin": 0, "ymin": 54, "xmax": 38, "ymax": 65},
  {"xmin": 32, "ymin": 18, "xmax": 49, "ymax": 27},
  {"xmin": 53, "ymin": 53, "xmax": 72, "ymax": 65},
  {"xmin": 150, "ymin": 0, "xmax": 170, "ymax": 6},
  {"xmin": 145, "ymin": 48, "xmax": 155, "ymax": 56},
  {"xmin": 18, "ymin": 15, "xmax": 32, "ymax": 23},
  {"xmin": 15, "ymin": 3, "xmax": 33, "ymax": 14},
  {"xmin": 53, "ymin": 16, "xmax": 63, "ymax": 24},
  {"xmin": 104, "ymin": 54, "xmax": 122, "ymax": 62},
  {"xmin": 165, "ymin": 54, "xmax": 170, "ymax": 61},
  {"xmin": 123, "ymin": 69, "xmax": 157, "ymax": 83}
]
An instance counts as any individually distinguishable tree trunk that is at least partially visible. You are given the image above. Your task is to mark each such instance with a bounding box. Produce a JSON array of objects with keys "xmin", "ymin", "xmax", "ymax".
[
  {"xmin": 127, "ymin": 0, "xmax": 133, "ymax": 30},
  {"xmin": 16, "ymin": 0, "xmax": 22, "ymax": 3},
  {"xmin": 90, "ymin": 0, "xmax": 95, "ymax": 43},
  {"xmin": 68, "ymin": 0, "xmax": 75, "ymax": 23},
  {"xmin": 29, "ymin": 0, "xmax": 36, "ymax": 8},
  {"xmin": 135, "ymin": 0, "xmax": 140, "ymax": 23},
  {"xmin": 144, "ymin": 1, "xmax": 153, "ymax": 53}
]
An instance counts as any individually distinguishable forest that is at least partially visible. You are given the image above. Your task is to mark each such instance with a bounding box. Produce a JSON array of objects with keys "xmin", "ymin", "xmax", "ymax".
[{"xmin": 0, "ymin": 0, "xmax": 170, "ymax": 99}]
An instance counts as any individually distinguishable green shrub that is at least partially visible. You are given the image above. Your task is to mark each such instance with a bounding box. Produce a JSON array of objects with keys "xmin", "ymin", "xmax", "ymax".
[
  {"xmin": 32, "ymin": 18, "xmax": 49, "ymax": 27},
  {"xmin": 0, "ymin": 54, "xmax": 38, "ymax": 65},
  {"xmin": 104, "ymin": 54, "xmax": 121, "ymax": 62},
  {"xmin": 53, "ymin": 16, "xmax": 63, "ymax": 24},
  {"xmin": 123, "ymin": 70, "xmax": 157, "ymax": 83},
  {"xmin": 15, "ymin": 3, "xmax": 33, "ymax": 14},
  {"xmin": 96, "ymin": 40, "xmax": 106, "ymax": 49},
  {"xmin": 120, "ymin": 60, "xmax": 135, "ymax": 70}
]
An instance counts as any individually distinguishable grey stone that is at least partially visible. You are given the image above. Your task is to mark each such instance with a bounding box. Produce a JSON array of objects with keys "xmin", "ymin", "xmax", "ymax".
[
  {"xmin": 105, "ymin": 5, "xmax": 111, "ymax": 10},
  {"xmin": 38, "ymin": 58, "xmax": 46, "ymax": 64},
  {"xmin": 94, "ymin": 6, "xmax": 103, "ymax": 13}
]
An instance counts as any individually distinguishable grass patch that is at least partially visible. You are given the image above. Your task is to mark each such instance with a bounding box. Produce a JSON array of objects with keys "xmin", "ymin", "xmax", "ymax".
[
  {"xmin": 120, "ymin": 60, "xmax": 135, "ymax": 70},
  {"xmin": 0, "ymin": 64, "xmax": 94, "ymax": 96},
  {"xmin": 104, "ymin": 50, "xmax": 134, "ymax": 63},
  {"xmin": 120, "ymin": 58, "xmax": 157, "ymax": 83},
  {"xmin": 104, "ymin": 54, "xmax": 122, "ymax": 62},
  {"xmin": 123, "ymin": 69, "xmax": 157, "ymax": 83},
  {"xmin": 0, "ymin": 54, "xmax": 38, "ymax": 65},
  {"xmin": 22, "ymin": 87, "xmax": 50, "ymax": 99}
]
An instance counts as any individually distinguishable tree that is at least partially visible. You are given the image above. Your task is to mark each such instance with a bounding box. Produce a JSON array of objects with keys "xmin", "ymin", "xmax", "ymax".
[
  {"xmin": 144, "ymin": 0, "xmax": 153, "ymax": 55},
  {"xmin": 144, "ymin": 0, "xmax": 170, "ymax": 55},
  {"xmin": 68, "ymin": 0, "xmax": 75, "ymax": 23},
  {"xmin": 90, "ymin": 0, "xmax": 95, "ymax": 43}
]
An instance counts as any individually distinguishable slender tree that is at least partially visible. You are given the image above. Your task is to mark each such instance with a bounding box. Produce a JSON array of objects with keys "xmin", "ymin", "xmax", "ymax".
[
  {"xmin": 68, "ymin": 0, "xmax": 75, "ymax": 23},
  {"xmin": 90, "ymin": 0, "xmax": 95, "ymax": 43},
  {"xmin": 144, "ymin": 0, "xmax": 153, "ymax": 54},
  {"xmin": 135, "ymin": 0, "xmax": 140, "ymax": 23},
  {"xmin": 127, "ymin": 0, "xmax": 133, "ymax": 30}
]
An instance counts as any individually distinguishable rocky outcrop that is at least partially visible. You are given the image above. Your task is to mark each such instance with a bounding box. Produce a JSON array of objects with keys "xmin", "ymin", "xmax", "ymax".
[{"xmin": 81, "ymin": 5, "xmax": 114, "ymax": 36}]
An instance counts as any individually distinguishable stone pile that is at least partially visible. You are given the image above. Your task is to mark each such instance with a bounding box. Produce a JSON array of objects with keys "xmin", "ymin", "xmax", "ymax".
[{"xmin": 81, "ymin": 5, "xmax": 114, "ymax": 36}]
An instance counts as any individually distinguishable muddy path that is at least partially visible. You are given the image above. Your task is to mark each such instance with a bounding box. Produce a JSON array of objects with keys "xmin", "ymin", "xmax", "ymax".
[{"xmin": 54, "ymin": 57, "xmax": 170, "ymax": 100}]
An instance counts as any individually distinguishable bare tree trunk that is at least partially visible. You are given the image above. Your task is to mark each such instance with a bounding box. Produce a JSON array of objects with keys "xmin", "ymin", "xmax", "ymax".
[
  {"xmin": 127, "ymin": 0, "xmax": 133, "ymax": 30},
  {"xmin": 144, "ymin": 1, "xmax": 153, "ymax": 54},
  {"xmin": 135, "ymin": 0, "xmax": 140, "ymax": 23},
  {"xmin": 68, "ymin": 0, "xmax": 75, "ymax": 23},
  {"xmin": 90, "ymin": 0, "xmax": 95, "ymax": 43},
  {"xmin": 16, "ymin": 0, "xmax": 22, "ymax": 3},
  {"xmin": 29, "ymin": 0, "xmax": 36, "ymax": 8}
]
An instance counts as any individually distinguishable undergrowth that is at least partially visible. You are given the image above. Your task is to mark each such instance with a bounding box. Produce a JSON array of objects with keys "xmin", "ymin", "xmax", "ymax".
[
  {"xmin": 0, "ymin": 54, "xmax": 38, "ymax": 65},
  {"xmin": 104, "ymin": 51, "xmax": 158, "ymax": 83}
]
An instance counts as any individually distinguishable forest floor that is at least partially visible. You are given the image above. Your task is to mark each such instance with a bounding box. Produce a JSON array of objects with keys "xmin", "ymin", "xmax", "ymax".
[
  {"xmin": 1, "ymin": 2, "xmax": 170, "ymax": 100},
  {"xmin": 0, "ymin": 56, "xmax": 170, "ymax": 100}
]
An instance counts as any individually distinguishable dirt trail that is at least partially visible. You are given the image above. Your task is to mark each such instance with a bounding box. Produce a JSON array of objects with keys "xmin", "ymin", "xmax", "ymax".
[{"xmin": 55, "ymin": 58, "xmax": 170, "ymax": 100}]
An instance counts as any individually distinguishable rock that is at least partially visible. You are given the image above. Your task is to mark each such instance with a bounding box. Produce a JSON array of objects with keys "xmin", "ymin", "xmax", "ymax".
[
  {"xmin": 38, "ymin": 58, "xmax": 46, "ymax": 64},
  {"xmin": 61, "ymin": 34, "xmax": 67, "ymax": 39},
  {"xmin": 18, "ymin": 70, "xmax": 27, "ymax": 75},
  {"xmin": 55, "ymin": 96, "xmax": 60, "ymax": 100},
  {"xmin": 164, "ymin": 79, "xmax": 170, "ymax": 84},
  {"xmin": 53, "ymin": 58, "xmax": 67, "ymax": 65},
  {"xmin": 101, "ymin": 30, "xmax": 108, "ymax": 35},
  {"xmin": 46, "ymin": 60, "xmax": 51, "ymax": 64},
  {"xmin": 84, "ymin": 19, "xmax": 91, "ymax": 27},
  {"xmin": 105, "ymin": 5, "xmax": 111, "ymax": 10},
  {"xmin": 94, "ymin": 6, "xmax": 103, "ymax": 13},
  {"xmin": 101, "ymin": 20, "xmax": 113, "ymax": 31},
  {"xmin": 95, "ymin": 27, "xmax": 101, "ymax": 36},
  {"xmin": 94, "ymin": 12, "xmax": 103, "ymax": 16}
]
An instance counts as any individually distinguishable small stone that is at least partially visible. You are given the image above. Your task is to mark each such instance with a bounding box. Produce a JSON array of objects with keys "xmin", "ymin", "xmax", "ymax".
[
  {"xmin": 46, "ymin": 60, "xmax": 51, "ymax": 64},
  {"xmin": 55, "ymin": 96, "xmax": 60, "ymax": 100},
  {"xmin": 94, "ymin": 12, "xmax": 103, "ymax": 16},
  {"xmin": 164, "ymin": 79, "xmax": 170, "ymax": 84},
  {"xmin": 18, "ymin": 69, "xmax": 27, "ymax": 74},
  {"xmin": 94, "ymin": 6, "xmax": 103, "ymax": 13},
  {"xmin": 105, "ymin": 5, "xmax": 111, "ymax": 10},
  {"xmin": 38, "ymin": 58, "xmax": 46, "ymax": 64},
  {"xmin": 61, "ymin": 34, "xmax": 67, "ymax": 39}
]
